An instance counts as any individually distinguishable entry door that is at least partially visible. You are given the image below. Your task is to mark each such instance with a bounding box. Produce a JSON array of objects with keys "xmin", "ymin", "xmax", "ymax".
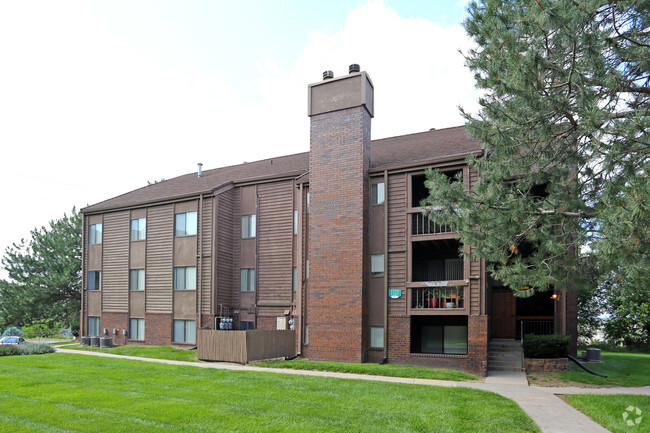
[{"xmin": 491, "ymin": 291, "xmax": 516, "ymax": 339}]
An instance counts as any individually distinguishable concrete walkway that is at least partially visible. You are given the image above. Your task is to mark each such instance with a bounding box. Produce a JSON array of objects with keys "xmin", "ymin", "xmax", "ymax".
[{"xmin": 56, "ymin": 348, "xmax": 649, "ymax": 433}]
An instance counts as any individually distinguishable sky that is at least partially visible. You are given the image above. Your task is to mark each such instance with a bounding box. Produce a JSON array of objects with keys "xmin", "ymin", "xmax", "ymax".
[{"xmin": 0, "ymin": 0, "xmax": 479, "ymax": 278}]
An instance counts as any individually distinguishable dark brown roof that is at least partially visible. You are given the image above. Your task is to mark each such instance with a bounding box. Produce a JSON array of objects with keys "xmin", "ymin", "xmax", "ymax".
[{"xmin": 82, "ymin": 125, "xmax": 480, "ymax": 213}]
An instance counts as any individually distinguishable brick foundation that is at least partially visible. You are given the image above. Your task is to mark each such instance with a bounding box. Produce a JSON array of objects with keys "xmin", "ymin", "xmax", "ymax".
[
  {"xmin": 525, "ymin": 358, "xmax": 569, "ymax": 372},
  {"xmin": 100, "ymin": 312, "xmax": 128, "ymax": 345},
  {"xmin": 144, "ymin": 313, "xmax": 172, "ymax": 346}
]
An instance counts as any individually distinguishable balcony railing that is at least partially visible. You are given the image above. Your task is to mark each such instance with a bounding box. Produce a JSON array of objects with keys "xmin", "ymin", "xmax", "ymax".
[
  {"xmin": 520, "ymin": 320, "xmax": 554, "ymax": 342},
  {"xmin": 411, "ymin": 212, "xmax": 453, "ymax": 235},
  {"xmin": 411, "ymin": 286, "xmax": 465, "ymax": 310}
]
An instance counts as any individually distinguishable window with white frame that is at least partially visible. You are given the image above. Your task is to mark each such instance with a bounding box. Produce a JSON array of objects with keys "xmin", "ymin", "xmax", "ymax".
[
  {"xmin": 129, "ymin": 318, "xmax": 145, "ymax": 340},
  {"xmin": 371, "ymin": 182, "xmax": 385, "ymax": 205},
  {"xmin": 241, "ymin": 268, "xmax": 256, "ymax": 292},
  {"xmin": 293, "ymin": 210, "xmax": 298, "ymax": 235},
  {"xmin": 173, "ymin": 267, "xmax": 196, "ymax": 290},
  {"xmin": 371, "ymin": 254, "xmax": 385, "ymax": 276},
  {"xmin": 173, "ymin": 320, "xmax": 196, "ymax": 343},
  {"xmin": 130, "ymin": 218, "xmax": 146, "ymax": 240},
  {"xmin": 88, "ymin": 271, "xmax": 101, "ymax": 291},
  {"xmin": 241, "ymin": 214, "xmax": 256, "ymax": 238},
  {"xmin": 370, "ymin": 326, "xmax": 384, "ymax": 348},
  {"xmin": 89, "ymin": 223, "xmax": 102, "ymax": 244},
  {"xmin": 88, "ymin": 317, "xmax": 101, "ymax": 337},
  {"xmin": 175, "ymin": 211, "xmax": 197, "ymax": 236},
  {"xmin": 129, "ymin": 269, "xmax": 145, "ymax": 291}
]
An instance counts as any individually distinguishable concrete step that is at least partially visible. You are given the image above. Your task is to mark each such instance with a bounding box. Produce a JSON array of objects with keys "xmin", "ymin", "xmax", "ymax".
[
  {"xmin": 488, "ymin": 360, "xmax": 523, "ymax": 369},
  {"xmin": 488, "ymin": 366, "xmax": 525, "ymax": 372}
]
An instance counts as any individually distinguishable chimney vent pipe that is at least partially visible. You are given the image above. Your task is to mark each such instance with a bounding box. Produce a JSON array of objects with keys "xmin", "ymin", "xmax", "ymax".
[
  {"xmin": 323, "ymin": 70, "xmax": 334, "ymax": 80},
  {"xmin": 197, "ymin": 163, "xmax": 203, "ymax": 178},
  {"xmin": 349, "ymin": 64, "xmax": 360, "ymax": 73}
]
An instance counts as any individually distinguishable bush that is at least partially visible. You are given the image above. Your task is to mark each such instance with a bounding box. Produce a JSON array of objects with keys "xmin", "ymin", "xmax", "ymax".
[
  {"xmin": 1, "ymin": 326, "xmax": 22, "ymax": 337},
  {"xmin": 0, "ymin": 345, "xmax": 20, "ymax": 356},
  {"xmin": 19, "ymin": 342, "xmax": 55, "ymax": 355},
  {"xmin": 523, "ymin": 334, "xmax": 570, "ymax": 358},
  {"xmin": 70, "ymin": 320, "xmax": 80, "ymax": 338},
  {"xmin": 22, "ymin": 320, "xmax": 57, "ymax": 339}
]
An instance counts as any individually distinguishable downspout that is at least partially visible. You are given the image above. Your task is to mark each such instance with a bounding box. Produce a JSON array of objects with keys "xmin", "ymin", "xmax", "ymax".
[
  {"xmin": 198, "ymin": 195, "xmax": 203, "ymax": 325},
  {"xmin": 297, "ymin": 182, "xmax": 304, "ymax": 350},
  {"xmin": 383, "ymin": 170, "xmax": 389, "ymax": 361}
]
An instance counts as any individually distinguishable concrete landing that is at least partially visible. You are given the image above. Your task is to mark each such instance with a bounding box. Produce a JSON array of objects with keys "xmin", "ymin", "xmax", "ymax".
[{"xmin": 485, "ymin": 370, "xmax": 529, "ymax": 386}]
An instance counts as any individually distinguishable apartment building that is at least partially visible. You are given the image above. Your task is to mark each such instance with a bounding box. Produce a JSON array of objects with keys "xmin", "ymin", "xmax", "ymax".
[{"xmin": 81, "ymin": 67, "xmax": 577, "ymax": 375}]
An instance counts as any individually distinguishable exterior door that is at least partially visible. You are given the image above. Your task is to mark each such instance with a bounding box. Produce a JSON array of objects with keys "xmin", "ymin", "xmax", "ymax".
[{"xmin": 491, "ymin": 291, "xmax": 516, "ymax": 339}]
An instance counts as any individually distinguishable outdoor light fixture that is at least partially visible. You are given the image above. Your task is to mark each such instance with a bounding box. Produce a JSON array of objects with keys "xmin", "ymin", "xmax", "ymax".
[{"xmin": 551, "ymin": 293, "xmax": 560, "ymax": 301}]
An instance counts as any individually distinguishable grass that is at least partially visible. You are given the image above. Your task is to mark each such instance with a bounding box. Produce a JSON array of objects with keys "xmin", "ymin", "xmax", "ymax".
[
  {"xmin": 256, "ymin": 359, "xmax": 480, "ymax": 381},
  {"xmin": 0, "ymin": 353, "xmax": 539, "ymax": 433},
  {"xmin": 528, "ymin": 351, "xmax": 650, "ymax": 387},
  {"xmin": 564, "ymin": 394, "xmax": 650, "ymax": 433},
  {"xmin": 62, "ymin": 344, "xmax": 199, "ymax": 362}
]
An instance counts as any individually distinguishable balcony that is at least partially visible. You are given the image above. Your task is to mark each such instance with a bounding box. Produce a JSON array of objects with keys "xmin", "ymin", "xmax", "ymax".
[
  {"xmin": 410, "ymin": 285, "xmax": 466, "ymax": 314},
  {"xmin": 411, "ymin": 212, "xmax": 453, "ymax": 236}
]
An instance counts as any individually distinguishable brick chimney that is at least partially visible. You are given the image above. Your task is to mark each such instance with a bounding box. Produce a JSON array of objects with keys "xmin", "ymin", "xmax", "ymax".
[{"xmin": 306, "ymin": 66, "xmax": 374, "ymax": 362}]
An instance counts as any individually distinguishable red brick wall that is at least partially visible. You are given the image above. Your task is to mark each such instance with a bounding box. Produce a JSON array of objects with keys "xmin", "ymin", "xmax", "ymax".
[
  {"xmin": 307, "ymin": 105, "xmax": 371, "ymax": 363},
  {"xmin": 257, "ymin": 316, "xmax": 277, "ymax": 331},
  {"xmin": 144, "ymin": 313, "xmax": 172, "ymax": 345},
  {"xmin": 466, "ymin": 315, "xmax": 488, "ymax": 376},
  {"xmin": 388, "ymin": 316, "xmax": 410, "ymax": 359},
  {"xmin": 101, "ymin": 312, "xmax": 128, "ymax": 345}
]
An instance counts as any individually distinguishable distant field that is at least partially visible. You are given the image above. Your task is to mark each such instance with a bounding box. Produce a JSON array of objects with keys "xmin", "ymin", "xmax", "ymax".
[{"xmin": 0, "ymin": 353, "xmax": 539, "ymax": 433}]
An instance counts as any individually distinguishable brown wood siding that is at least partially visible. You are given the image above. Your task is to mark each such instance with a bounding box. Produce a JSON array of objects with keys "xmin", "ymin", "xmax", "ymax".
[
  {"xmin": 201, "ymin": 197, "xmax": 213, "ymax": 256},
  {"xmin": 216, "ymin": 189, "xmax": 235, "ymax": 308},
  {"xmin": 82, "ymin": 215, "xmax": 89, "ymax": 322},
  {"xmin": 468, "ymin": 167, "xmax": 482, "ymax": 315},
  {"xmin": 145, "ymin": 205, "xmax": 174, "ymax": 313},
  {"xmin": 101, "ymin": 211, "xmax": 130, "ymax": 312},
  {"xmin": 387, "ymin": 173, "xmax": 407, "ymax": 315},
  {"xmin": 257, "ymin": 181, "xmax": 293, "ymax": 305}
]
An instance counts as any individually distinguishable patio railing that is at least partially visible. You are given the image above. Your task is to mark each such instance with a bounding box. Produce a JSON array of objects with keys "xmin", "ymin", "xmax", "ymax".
[{"xmin": 411, "ymin": 286, "xmax": 465, "ymax": 310}]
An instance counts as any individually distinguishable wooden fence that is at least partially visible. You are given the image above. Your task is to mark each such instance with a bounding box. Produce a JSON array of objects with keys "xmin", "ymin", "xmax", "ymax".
[{"xmin": 197, "ymin": 329, "xmax": 296, "ymax": 363}]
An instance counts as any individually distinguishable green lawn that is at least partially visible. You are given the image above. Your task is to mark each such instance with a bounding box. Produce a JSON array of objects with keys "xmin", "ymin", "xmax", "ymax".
[
  {"xmin": 0, "ymin": 353, "xmax": 539, "ymax": 433},
  {"xmin": 257, "ymin": 359, "xmax": 479, "ymax": 382},
  {"xmin": 62, "ymin": 344, "xmax": 199, "ymax": 362},
  {"xmin": 564, "ymin": 394, "xmax": 650, "ymax": 433},
  {"xmin": 528, "ymin": 351, "xmax": 650, "ymax": 387}
]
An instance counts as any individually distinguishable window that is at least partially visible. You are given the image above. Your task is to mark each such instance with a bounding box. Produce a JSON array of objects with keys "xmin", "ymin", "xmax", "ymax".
[
  {"xmin": 129, "ymin": 318, "xmax": 145, "ymax": 340},
  {"xmin": 174, "ymin": 267, "xmax": 196, "ymax": 290},
  {"xmin": 371, "ymin": 182, "xmax": 385, "ymax": 205},
  {"xmin": 173, "ymin": 320, "xmax": 196, "ymax": 343},
  {"xmin": 240, "ymin": 268, "xmax": 256, "ymax": 292},
  {"xmin": 240, "ymin": 321, "xmax": 255, "ymax": 330},
  {"xmin": 370, "ymin": 326, "xmax": 384, "ymax": 348},
  {"xmin": 88, "ymin": 271, "xmax": 101, "ymax": 291},
  {"xmin": 241, "ymin": 214, "xmax": 256, "ymax": 238},
  {"xmin": 371, "ymin": 254, "xmax": 384, "ymax": 277},
  {"xmin": 89, "ymin": 223, "xmax": 102, "ymax": 244},
  {"xmin": 175, "ymin": 211, "xmax": 197, "ymax": 236},
  {"xmin": 292, "ymin": 266, "xmax": 298, "ymax": 292},
  {"xmin": 129, "ymin": 269, "xmax": 145, "ymax": 291},
  {"xmin": 88, "ymin": 317, "xmax": 101, "ymax": 337},
  {"xmin": 411, "ymin": 316, "xmax": 468, "ymax": 355},
  {"xmin": 130, "ymin": 218, "xmax": 146, "ymax": 240},
  {"xmin": 293, "ymin": 210, "xmax": 298, "ymax": 235}
]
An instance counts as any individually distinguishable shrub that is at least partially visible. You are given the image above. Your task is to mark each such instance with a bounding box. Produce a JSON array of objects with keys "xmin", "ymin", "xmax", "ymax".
[
  {"xmin": 0, "ymin": 345, "xmax": 20, "ymax": 356},
  {"xmin": 19, "ymin": 343, "xmax": 55, "ymax": 355},
  {"xmin": 1, "ymin": 326, "xmax": 22, "ymax": 337},
  {"xmin": 70, "ymin": 320, "xmax": 80, "ymax": 338},
  {"xmin": 523, "ymin": 334, "xmax": 570, "ymax": 358},
  {"xmin": 22, "ymin": 320, "xmax": 57, "ymax": 339}
]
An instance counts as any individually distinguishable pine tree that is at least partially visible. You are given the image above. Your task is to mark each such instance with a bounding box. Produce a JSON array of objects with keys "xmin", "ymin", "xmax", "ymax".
[
  {"xmin": 424, "ymin": 0, "xmax": 649, "ymax": 297},
  {"xmin": 0, "ymin": 209, "xmax": 81, "ymax": 327}
]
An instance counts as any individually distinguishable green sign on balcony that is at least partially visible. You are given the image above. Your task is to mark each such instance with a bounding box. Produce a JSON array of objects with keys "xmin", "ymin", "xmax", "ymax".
[{"xmin": 388, "ymin": 289, "xmax": 402, "ymax": 299}]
